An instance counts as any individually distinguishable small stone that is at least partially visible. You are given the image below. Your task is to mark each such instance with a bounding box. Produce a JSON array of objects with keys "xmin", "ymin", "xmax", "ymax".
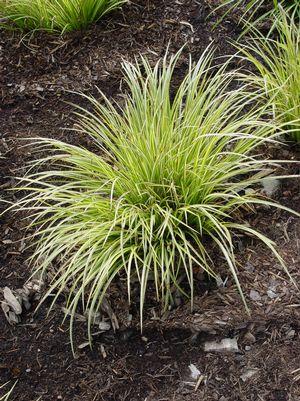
[
  {"xmin": 249, "ymin": 290, "xmax": 261, "ymax": 301},
  {"xmin": 261, "ymin": 177, "xmax": 280, "ymax": 197},
  {"xmin": 98, "ymin": 321, "xmax": 111, "ymax": 331},
  {"xmin": 244, "ymin": 332, "xmax": 256, "ymax": 344},
  {"xmin": 286, "ymin": 329, "xmax": 295, "ymax": 339},
  {"xmin": 204, "ymin": 338, "xmax": 239, "ymax": 353},
  {"xmin": 267, "ymin": 289, "xmax": 278, "ymax": 299},
  {"xmin": 240, "ymin": 368, "xmax": 259, "ymax": 382},
  {"xmin": 244, "ymin": 262, "xmax": 255, "ymax": 272},
  {"xmin": 245, "ymin": 346, "xmax": 251, "ymax": 351},
  {"xmin": 189, "ymin": 364, "xmax": 201, "ymax": 380}
]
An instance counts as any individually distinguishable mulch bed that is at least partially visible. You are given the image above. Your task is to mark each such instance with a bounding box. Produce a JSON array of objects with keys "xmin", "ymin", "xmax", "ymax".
[{"xmin": 0, "ymin": 1, "xmax": 299, "ymax": 400}]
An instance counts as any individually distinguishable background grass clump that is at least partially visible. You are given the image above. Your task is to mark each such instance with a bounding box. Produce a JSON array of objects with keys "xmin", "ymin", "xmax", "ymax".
[
  {"xmin": 0, "ymin": 0, "xmax": 126, "ymax": 33},
  {"xmin": 218, "ymin": 0, "xmax": 300, "ymax": 18},
  {"xmin": 214, "ymin": 0, "xmax": 300, "ymax": 31},
  {"xmin": 237, "ymin": 8, "xmax": 300, "ymax": 142},
  {"xmin": 14, "ymin": 48, "xmax": 296, "ymax": 342}
]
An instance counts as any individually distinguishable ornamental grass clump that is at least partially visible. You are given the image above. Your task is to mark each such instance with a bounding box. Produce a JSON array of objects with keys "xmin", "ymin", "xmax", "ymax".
[
  {"xmin": 14, "ymin": 48, "xmax": 296, "ymax": 342},
  {"xmin": 214, "ymin": 0, "xmax": 300, "ymax": 31},
  {"xmin": 237, "ymin": 8, "xmax": 300, "ymax": 142},
  {"xmin": 0, "ymin": 0, "xmax": 126, "ymax": 33}
]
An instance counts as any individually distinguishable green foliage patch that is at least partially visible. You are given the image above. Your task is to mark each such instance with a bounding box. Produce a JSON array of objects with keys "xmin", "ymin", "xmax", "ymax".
[
  {"xmin": 12, "ymin": 48, "xmax": 298, "ymax": 348},
  {"xmin": 237, "ymin": 8, "xmax": 300, "ymax": 142},
  {"xmin": 213, "ymin": 0, "xmax": 300, "ymax": 32},
  {"xmin": 0, "ymin": 0, "xmax": 126, "ymax": 33}
]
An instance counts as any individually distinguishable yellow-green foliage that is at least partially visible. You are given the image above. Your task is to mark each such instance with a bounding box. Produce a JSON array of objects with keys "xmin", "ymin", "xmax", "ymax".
[
  {"xmin": 237, "ymin": 9, "xmax": 300, "ymax": 142},
  {"xmin": 214, "ymin": 0, "xmax": 300, "ymax": 31},
  {"xmin": 0, "ymin": 0, "xmax": 126, "ymax": 33},
  {"xmin": 13, "ymin": 48, "xmax": 297, "ymax": 348}
]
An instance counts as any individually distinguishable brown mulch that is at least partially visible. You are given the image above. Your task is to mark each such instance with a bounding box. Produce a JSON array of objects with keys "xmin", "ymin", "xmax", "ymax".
[{"xmin": 0, "ymin": 1, "xmax": 300, "ymax": 400}]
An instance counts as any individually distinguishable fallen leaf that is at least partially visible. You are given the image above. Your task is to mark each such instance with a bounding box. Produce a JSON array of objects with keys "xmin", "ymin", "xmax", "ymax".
[{"xmin": 3, "ymin": 287, "xmax": 22, "ymax": 314}]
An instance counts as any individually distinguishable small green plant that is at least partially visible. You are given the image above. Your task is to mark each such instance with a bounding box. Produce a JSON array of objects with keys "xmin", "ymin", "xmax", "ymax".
[
  {"xmin": 13, "ymin": 47, "xmax": 297, "ymax": 346},
  {"xmin": 237, "ymin": 8, "xmax": 300, "ymax": 142},
  {"xmin": 0, "ymin": 0, "xmax": 126, "ymax": 33}
]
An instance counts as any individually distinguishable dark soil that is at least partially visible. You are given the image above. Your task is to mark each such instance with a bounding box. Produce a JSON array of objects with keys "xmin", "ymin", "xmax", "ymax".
[{"xmin": 0, "ymin": 1, "xmax": 300, "ymax": 400}]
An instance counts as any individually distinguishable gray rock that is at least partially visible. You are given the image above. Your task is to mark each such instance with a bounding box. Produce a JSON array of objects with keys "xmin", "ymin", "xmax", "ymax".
[
  {"xmin": 204, "ymin": 338, "xmax": 239, "ymax": 353},
  {"xmin": 240, "ymin": 368, "xmax": 259, "ymax": 382},
  {"xmin": 261, "ymin": 177, "xmax": 280, "ymax": 197},
  {"xmin": 249, "ymin": 290, "xmax": 261, "ymax": 301}
]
